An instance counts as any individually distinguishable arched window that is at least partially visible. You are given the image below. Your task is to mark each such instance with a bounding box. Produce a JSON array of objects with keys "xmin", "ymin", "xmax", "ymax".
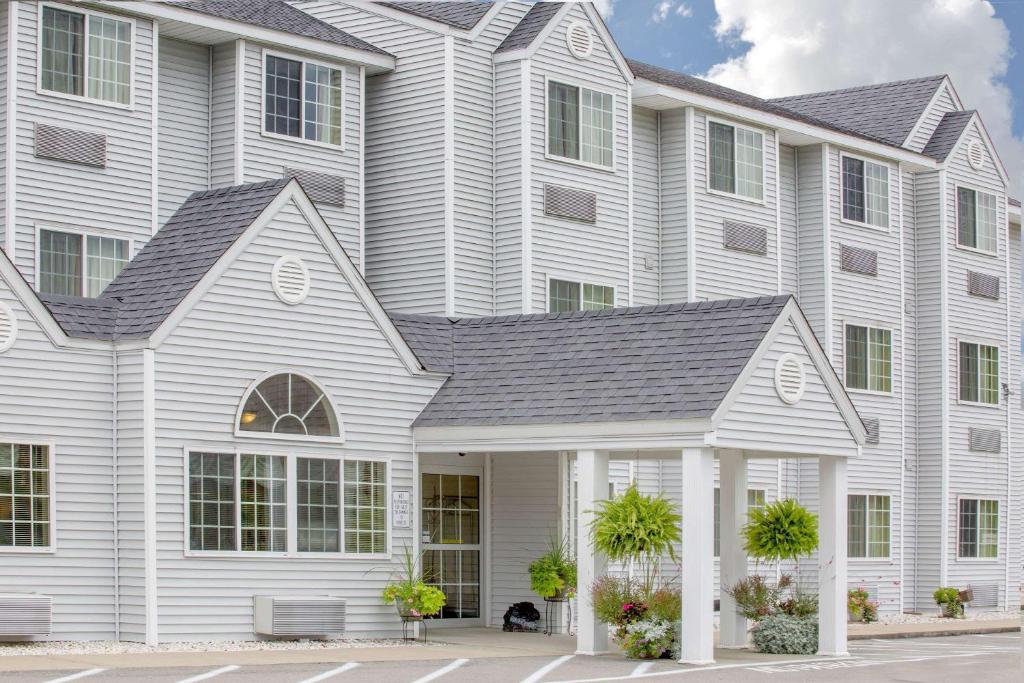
[{"xmin": 237, "ymin": 372, "xmax": 340, "ymax": 438}]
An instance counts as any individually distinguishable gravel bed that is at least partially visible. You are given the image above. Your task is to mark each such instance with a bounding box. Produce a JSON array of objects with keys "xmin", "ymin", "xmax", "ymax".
[
  {"xmin": 878, "ymin": 610, "xmax": 1020, "ymax": 625},
  {"xmin": 0, "ymin": 637, "xmax": 441, "ymax": 657}
]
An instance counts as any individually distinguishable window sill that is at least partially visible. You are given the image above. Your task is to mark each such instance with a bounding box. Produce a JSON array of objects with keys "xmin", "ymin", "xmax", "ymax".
[
  {"xmin": 847, "ymin": 556, "xmax": 894, "ymax": 563},
  {"xmin": 846, "ymin": 387, "xmax": 896, "ymax": 399},
  {"xmin": 954, "ymin": 243, "xmax": 999, "ymax": 258},
  {"xmin": 0, "ymin": 546, "xmax": 56, "ymax": 555},
  {"xmin": 954, "ymin": 556, "xmax": 1000, "ymax": 563},
  {"xmin": 183, "ymin": 550, "xmax": 390, "ymax": 561},
  {"xmin": 837, "ymin": 217, "xmax": 890, "ymax": 234},
  {"xmin": 260, "ymin": 130, "xmax": 346, "ymax": 153},
  {"xmin": 542, "ymin": 152, "xmax": 616, "ymax": 175},
  {"xmin": 37, "ymin": 87, "xmax": 134, "ymax": 112},
  {"xmin": 956, "ymin": 399, "xmax": 1001, "ymax": 409},
  {"xmin": 705, "ymin": 186, "xmax": 766, "ymax": 207}
]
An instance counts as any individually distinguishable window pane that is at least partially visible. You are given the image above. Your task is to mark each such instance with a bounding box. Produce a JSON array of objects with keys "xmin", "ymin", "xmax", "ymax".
[
  {"xmin": 976, "ymin": 191, "xmax": 998, "ymax": 253},
  {"xmin": 297, "ymin": 458, "xmax": 340, "ymax": 552},
  {"xmin": 864, "ymin": 161, "xmax": 889, "ymax": 228},
  {"xmin": 735, "ymin": 127, "xmax": 763, "ymax": 200},
  {"xmin": 87, "ymin": 15, "xmax": 132, "ymax": 104},
  {"xmin": 580, "ymin": 87, "xmax": 613, "ymax": 167},
  {"xmin": 188, "ymin": 452, "xmax": 235, "ymax": 551},
  {"xmin": 582, "ymin": 283, "xmax": 614, "ymax": 310},
  {"xmin": 959, "ymin": 342, "xmax": 979, "ymax": 403},
  {"xmin": 979, "ymin": 345, "xmax": 999, "ymax": 405},
  {"xmin": 304, "ymin": 63, "xmax": 343, "ymax": 145},
  {"xmin": 0, "ymin": 444, "xmax": 50, "ymax": 548},
  {"xmin": 41, "ymin": 7, "xmax": 84, "ymax": 97},
  {"xmin": 958, "ymin": 498, "xmax": 978, "ymax": 558},
  {"xmin": 240, "ymin": 454, "xmax": 287, "ymax": 552},
  {"xmin": 979, "ymin": 500, "xmax": 998, "ymax": 558},
  {"xmin": 548, "ymin": 278, "xmax": 580, "ymax": 312},
  {"xmin": 842, "ymin": 157, "xmax": 865, "ymax": 223},
  {"xmin": 958, "ymin": 187, "xmax": 977, "ymax": 248},
  {"xmin": 847, "ymin": 494, "xmax": 866, "ymax": 558},
  {"xmin": 548, "ymin": 81, "xmax": 579, "ymax": 160},
  {"xmin": 868, "ymin": 328, "xmax": 892, "ymax": 393},
  {"xmin": 747, "ymin": 489, "xmax": 766, "ymax": 511},
  {"xmin": 265, "ymin": 56, "xmax": 302, "ymax": 138},
  {"xmin": 708, "ymin": 122, "xmax": 735, "ymax": 194},
  {"xmin": 845, "ymin": 325, "xmax": 868, "ymax": 390},
  {"xmin": 238, "ymin": 373, "xmax": 338, "ymax": 436},
  {"xmin": 39, "ymin": 229, "xmax": 83, "ymax": 296},
  {"xmin": 867, "ymin": 495, "xmax": 890, "ymax": 558},
  {"xmin": 85, "ymin": 235, "xmax": 128, "ymax": 297},
  {"xmin": 344, "ymin": 460, "xmax": 387, "ymax": 554}
]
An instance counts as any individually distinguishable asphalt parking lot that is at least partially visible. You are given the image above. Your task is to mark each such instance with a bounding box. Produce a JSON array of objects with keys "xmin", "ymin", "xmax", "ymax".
[{"xmin": 3, "ymin": 633, "xmax": 1020, "ymax": 683}]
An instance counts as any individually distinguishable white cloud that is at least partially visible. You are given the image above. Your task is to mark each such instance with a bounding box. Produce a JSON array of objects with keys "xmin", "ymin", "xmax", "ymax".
[
  {"xmin": 676, "ymin": 3, "xmax": 693, "ymax": 18},
  {"xmin": 652, "ymin": 1, "xmax": 673, "ymax": 23},
  {"xmin": 591, "ymin": 0, "xmax": 615, "ymax": 18},
  {"xmin": 704, "ymin": 0, "xmax": 1022, "ymax": 194}
]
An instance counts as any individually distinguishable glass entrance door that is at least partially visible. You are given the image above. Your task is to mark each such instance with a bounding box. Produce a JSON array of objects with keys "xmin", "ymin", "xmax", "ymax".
[{"xmin": 421, "ymin": 472, "xmax": 481, "ymax": 621}]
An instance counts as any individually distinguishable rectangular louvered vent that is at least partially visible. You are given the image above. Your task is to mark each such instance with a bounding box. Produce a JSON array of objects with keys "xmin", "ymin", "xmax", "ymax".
[
  {"xmin": 966, "ymin": 584, "xmax": 998, "ymax": 608},
  {"xmin": 722, "ymin": 220, "xmax": 767, "ymax": 255},
  {"xmin": 967, "ymin": 271, "xmax": 1000, "ymax": 300},
  {"xmin": 0, "ymin": 594, "xmax": 52, "ymax": 636},
  {"xmin": 284, "ymin": 168, "xmax": 345, "ymax": 206},
  {"xmin": 544, "ymin": 184, "xmax": 597, "ymax": 223},
  {"xmin": 968, "ymin": 427, "xmax": 1001, "ymax": 453},
  {"xmin": 863, "ymin": 417, "xmax": 880, "ymax": 445},
  {"xmin": 35, "ymin": 124, "xmax": 106, "ymax": 167},
  {"xmin": 253, "ymin": 596, "xmax": 346, "ymax": 636},
  {"xmin": 840, "ymin": 244, "xmax": 878, "ymax": 276}
]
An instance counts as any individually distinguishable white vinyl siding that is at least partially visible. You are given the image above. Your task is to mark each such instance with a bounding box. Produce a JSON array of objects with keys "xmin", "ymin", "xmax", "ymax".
[
  {"xmin": 958, "ymin": 341, "xmax": 999, "ymax": 405},
  {"xmin": 956, "ymin": 186, "xmax": 998, "ymax": 253},
  {"xmin": 845, "ymin": 324, "xmax": 892, "ymax": 393},
  {"xmin": 958, "ymin": 498, "xmax": 998, "ymax": 559},
  {"xmin": 39, "ymin": 4, "xmax": 132, "ymax": 106},
  {"xmin": 848, "ymin": 494, "xmax": 890, "ymax": 559},
  {"xmin": 0, "ymin": 443, "xmax": 52, "ymax": 550},
  {"xmin": 37, "ymin": 228, "xmax": 128, "ymax": 297},
  {"xmin": 841, "ymin": 154, "xmax": 889, "ymax": 228},
  {"xmin": 708, "ymin": 120, "xmax": 763, "ymax": 201},
  {"xmin": 547, "ymin": 80, "xmax": 613, "ymax": 168}
]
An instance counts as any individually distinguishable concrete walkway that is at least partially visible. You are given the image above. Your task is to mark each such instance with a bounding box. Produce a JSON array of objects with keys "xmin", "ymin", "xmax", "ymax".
[{"xmin": 848, "ymin": 616, "xmax": 1020, "ymax": 639}]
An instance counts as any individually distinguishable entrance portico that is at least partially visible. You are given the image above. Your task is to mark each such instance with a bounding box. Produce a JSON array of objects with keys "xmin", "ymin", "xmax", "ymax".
[{"xmin": 399, "ymin": 295, "xmax": 867, "ymax": 663}]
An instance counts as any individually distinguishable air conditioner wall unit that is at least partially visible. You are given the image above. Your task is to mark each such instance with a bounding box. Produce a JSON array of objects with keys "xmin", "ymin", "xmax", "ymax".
[
  {"xmin": 253, "ymin": 595, "xmax": 346, "ymax": 637},
  {"xmin": 0, "ymin": 594, "xmax": 53, "ymax": 637}
]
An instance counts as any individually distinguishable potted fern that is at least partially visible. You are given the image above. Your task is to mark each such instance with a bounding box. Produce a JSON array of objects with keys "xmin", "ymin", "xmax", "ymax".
[
  {"xmin": 529, "ymin": 537, "xmax": 577, "ymax": 600},
  {"xmin": 381, "ymin": 545, "xmax": 446, "ymax": 621}
]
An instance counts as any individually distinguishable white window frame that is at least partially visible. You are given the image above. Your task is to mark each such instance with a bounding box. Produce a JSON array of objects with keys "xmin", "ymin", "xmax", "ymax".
[
  {"xmin": 260, "ymin": 48, "xmax": 346, "ymax": 151},
  {"xmin": 544, "ymin": 272, "xmax": 617, "ymax": 312},
  {"xmin": 955, "ymin": 337, "xmax": 1001, "ymax": 407},
  {"xmin": 954, "ymin": 184, "xmax": 1000, "ymax": 256},
  {"xmin": 955, "ymin": 495, "xmax": 999, "ymax": 561},
  {"xmin": 543, "ymin": 75, "xmax": 617, "ymax": 172},
  {"xmin": 838, "ymin": 151, "xmax": 891, "ymax": 232},
  {"xmin": 842, "ymin": 321, "xmax": 895, "ymax": 396},
  {"xmin": 183, "ymin": 445, "xmax": 391, "ymax": 560},
  {"xmin": 36, "ymin": 1, "xmax": 136, "ymax": 110},
  {"xmin": 846, "ymin": 492, "xmax": 892, "ymax": 561},
  {"xmin": 705, "ymin": 115, "xmax": 768, "ymax": 205},
  {"xmin": 713, "ymin": 487, "xmax": 767, "ymax": 558},
  {"xmin": 233, "ymin": 369, "xmax": 346, "ymax": 444},
  {"xmin": 0, "ymin": 438, "xmax": 57, "ymax": 555},
  {"xmin": 34, "ymin": 225, "xmax": 132, "ymax": 298}
]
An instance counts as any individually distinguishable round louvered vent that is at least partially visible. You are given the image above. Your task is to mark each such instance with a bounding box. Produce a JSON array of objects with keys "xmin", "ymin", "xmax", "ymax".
[
  {"xmin": 272, "ymin": 256, "xmax": 310, "ymax": 305},
  {"xmin": 966, "ymin": 140, "xmax": 985, "ymax": 171},
  {"xmin": 774, "ymin": 353, "xmax": 806, "ymax": 405},
  {"xmin": 0, "ymin": 301, "xmax": 17, "ymax": 353},
  {"xmin": 566, "ymin": 21, "xmax": 593, "ymax": 60}
]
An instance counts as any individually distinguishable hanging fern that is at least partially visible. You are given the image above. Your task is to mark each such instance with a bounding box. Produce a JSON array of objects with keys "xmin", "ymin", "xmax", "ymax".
[{"xmin": 742, "ymin": 499, "xmax": 819, "ymax": 564}]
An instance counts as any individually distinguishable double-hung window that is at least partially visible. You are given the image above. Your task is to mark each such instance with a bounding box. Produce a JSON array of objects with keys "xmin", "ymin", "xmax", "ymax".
[
  {"xmin": 848, "ymin": 494, "xmax": 890, "ymax": 559},
  {"xmin": 0, "ymin": 443, "xmax": 52, "ymax": 550},
  {"xmin": 957, "ymin": 187, "xmax": 998, "ymax": 253},
  {"xmin": 40, "ymin": 5, "xmax": 132, "ymax": 106},
  {"xmin": 264, "ymin": 54, "xmax": 343, "ymax": 146},
  {"xmin": 959, "ymin": 341, "xmax": 999, "ymax": 405},
  {"xmin": 188, "ymin": 452, "xmax": 388, "ymax": 555},
  {"xmin": 38, "ymin": 228, "xmax": 129, "ymax": 297},
  {"xmin": 548, "ymin": 278, "xmax": 615, "ymax": 312},
  {"xmin": 708, "ymin": 120, "xmax": 764, "ymax": 201},
  {"xmin": 714, "ymin": 488, "xmax": 766, "ymax": 557},
  {"xmin": 958, "ymin": 498, "xmax": 998, "ymax": 559},
  {"xmin": 845, "ymin": 324, "xmax": 892, "ymax": 393},
  {"xmin": 841, "ymin": 155, "xmax": 889, "ymax": 228},
  {"xmin": 547, "ymin": 80, "xmax": 614, "ymax": 168}
]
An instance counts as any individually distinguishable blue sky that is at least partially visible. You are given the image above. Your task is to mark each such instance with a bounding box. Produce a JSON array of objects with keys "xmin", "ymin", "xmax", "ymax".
[{"xmin": 601, "ymin": 0, "xmax": 1024, "ymax": 143}]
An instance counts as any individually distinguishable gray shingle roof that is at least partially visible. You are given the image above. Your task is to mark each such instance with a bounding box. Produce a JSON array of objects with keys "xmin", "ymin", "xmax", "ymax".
[
  {"xmin": 378, "ymin": 2, "xmax": 493, "ymax": 30},
  {"xmin": 176, "ymin": 1, "xmax": 391, "ymax": 56},
  {"xmin": 921, "ymin": 110, "xmax": 975, "ymax": 161},
  {"xmin": 1010, "ymin": 197, "xmax": 1021, "ymax": 208},
  {"xmin": 769, "ymin": 75, "xmax": 946, "ymax": 147},
  {"xmin": 495, "ymin": 2, "xmax": 561, "ymax": 52},
  {"xmin": 400, "ymin": 295, "xmax": 792, "ymax": 427},
  {"xmin": 43, "ymin": 179, "xmax": 290, "ymax": 340}
]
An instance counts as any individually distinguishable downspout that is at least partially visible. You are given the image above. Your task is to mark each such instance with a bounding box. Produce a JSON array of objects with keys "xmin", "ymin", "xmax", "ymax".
[
  {"xmin": 897, "ymin": 163, "xmax": 906, "ymax": 612},
  {"xmin": 656, "ymin": 112, "xmax": 662, "ymax": 303},
  {"xmin": 111, "ymin": 345, "xmax": 120, "ymax": 640}
]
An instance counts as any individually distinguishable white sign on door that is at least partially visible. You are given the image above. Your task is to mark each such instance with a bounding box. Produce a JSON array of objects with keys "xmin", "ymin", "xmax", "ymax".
[{"xmin": 392, "ymin": 489, "xmax": 412, "ymax": 529}]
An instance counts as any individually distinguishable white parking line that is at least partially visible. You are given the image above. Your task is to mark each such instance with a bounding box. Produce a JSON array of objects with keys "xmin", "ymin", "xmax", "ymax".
[
  {"xmin": 45, "ymin": 670, "xmax": 107, "ymax": 683},
  {"xmin": 629, "ymin": 662, "xmax": 654, "ymax": 677},
  {"xmin": 410, "ymin": 658, "xmax": 469, "ymax": 683},
  {"xmin": 521, "ymin": 655, "xmax": 575, "ymax": 683},
  {"xmin": 974, "ymin": 633, "xmax": 1021, "ymax": 639},
  {"xmin": 296, "ymin": 662, "xmax": 362, "ymax": 683},
  {"xmin": 175, "ymin": 665, "xmax": 241, "ymax": 683},
  {"xmin": 549, "ymin": 658, "xmax": 840, "ymax": 682}
]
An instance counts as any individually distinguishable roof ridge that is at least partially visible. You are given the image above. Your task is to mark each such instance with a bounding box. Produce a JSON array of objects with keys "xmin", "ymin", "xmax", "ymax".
[
  {"xmin": 626, "ymin": 58, "xmax": 770, "ymax": 103},
  {"xmin": 769, "ymin": 74, "xmax": 947, "ymax": 102}
]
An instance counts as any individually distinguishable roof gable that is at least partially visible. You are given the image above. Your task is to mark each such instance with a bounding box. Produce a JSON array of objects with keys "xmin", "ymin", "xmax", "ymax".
[{"xmin": 922, "ymin": 110, "xmax": 976, "ymax": 161}]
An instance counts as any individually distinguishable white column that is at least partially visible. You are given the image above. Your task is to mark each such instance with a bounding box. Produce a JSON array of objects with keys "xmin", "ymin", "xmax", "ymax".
[
  {"xmin": 680, "ymin": 447, "xmax": 715, "ymax": 664},
  {"xmin": 718, "ymin": 451, "xmax": 748, "ymax": 648},
  {"xmin": 818, "ymin": 456, "xmax": 849, "ymax": 656},
  {"xmin": 576, "ymin": 449, "xmax": 609, "ymax": 655}
]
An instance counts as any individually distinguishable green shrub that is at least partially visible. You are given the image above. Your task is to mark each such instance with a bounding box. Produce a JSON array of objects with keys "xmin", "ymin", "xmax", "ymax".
[
  {"xmin": 933, "ymin": 587, "xmax": 964, "ymax": 618},
  {"xmin": 726, "ymin": 574, "xmax": 792, "ymax": 621},
  {"xmin": 528, "ymin": 537, "xmax": 576, "ymax": 599},
  {"xmin": 591, "ymin": 575, "xmax": 645, "ymax": 626},
  {"xmin": 619, "ymin": 619, "xmax": 675, "ymax": 659},
  {"xmin": 647, "ymin": 586, "xmax": 682, "ymax": 623},
  {"xmin": 743, "ymin": 499, "xmax": 819, "ymax": 564},
  {"xmin": 779, "ymin": 590, "xmax": 818, "ymax": 618},
  {"xmin": 751, "ymin": 614, "xmax": 819, "ymax": 655}
]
